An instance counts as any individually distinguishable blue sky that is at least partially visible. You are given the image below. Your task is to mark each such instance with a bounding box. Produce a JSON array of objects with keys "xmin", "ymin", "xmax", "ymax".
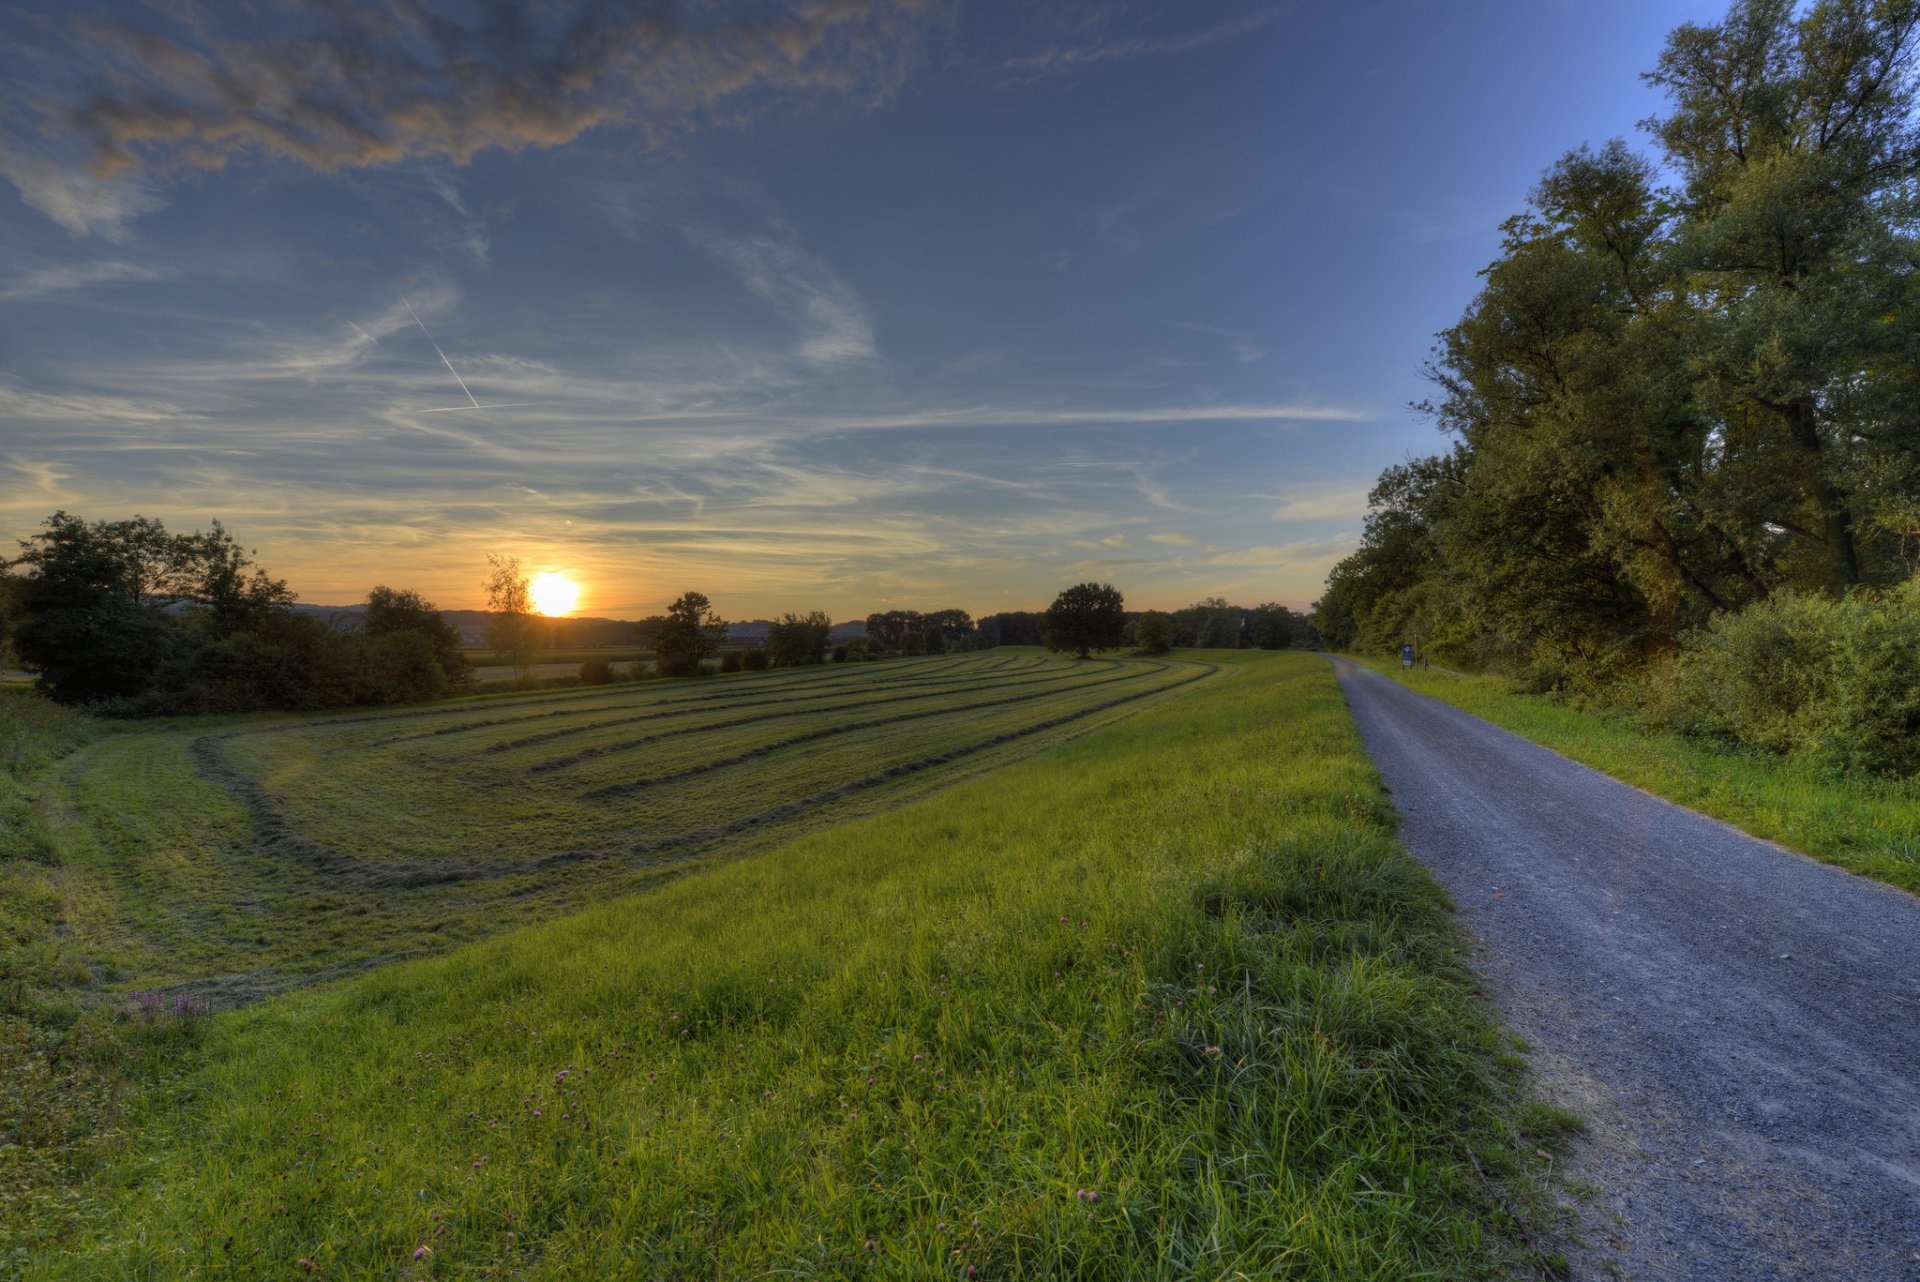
[{"xmin": 0, "ymin": 0, "xmax": 1725, "ymax": 618}]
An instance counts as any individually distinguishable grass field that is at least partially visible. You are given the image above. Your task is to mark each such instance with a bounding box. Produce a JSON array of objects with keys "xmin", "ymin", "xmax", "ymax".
[
  {"xmin": 11, "ymin": 653, "xmax": 1562, "ymax": 1278},
  {"xmin": 1353, "ymin": 658, "xmax": 1920, "ymax": 898}
]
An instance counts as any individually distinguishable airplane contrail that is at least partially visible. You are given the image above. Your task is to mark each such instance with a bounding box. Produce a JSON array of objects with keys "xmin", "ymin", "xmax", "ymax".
[
  {"xmin": 403, "ymin": 297, "xmax": 480, "ymax": 410},
  {"xmin": 418, "ymin": 401, "xmax": 555, "ymax": 413}
]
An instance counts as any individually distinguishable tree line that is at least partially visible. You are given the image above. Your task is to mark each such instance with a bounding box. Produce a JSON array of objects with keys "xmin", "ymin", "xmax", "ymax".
[
  {"xmin": 1314, "ymin": 0, "xmax": 1920, "ymax": 773},
  {"xmin": 3, "ymin": 513, "xmax": 1319, "ymax": 714}
]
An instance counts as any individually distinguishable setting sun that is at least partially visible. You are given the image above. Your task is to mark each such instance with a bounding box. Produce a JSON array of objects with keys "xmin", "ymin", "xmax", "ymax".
[{"xmin": 528, "ymin": 572, "xmax": 580, "ymax": 617}]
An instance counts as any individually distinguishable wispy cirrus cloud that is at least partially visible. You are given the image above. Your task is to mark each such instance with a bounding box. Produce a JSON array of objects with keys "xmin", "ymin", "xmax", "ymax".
[
  {"xmin": 1175, "ymin": 321, "xmax": 1267, "ymax": 363},
  {"xmin": 994, "ymin": 8, "xmax": 1284, "ymax": 86},
  {"xmin": 0, "ymin": 257, "xmax": 172, "ymax": 300},
  {"xmin": 684, "ymin": 219, "xmax": 877, "ymax": 365},
  {"xmin": 4, "ymin": 0, "xmax": 952, "ymax": 237}
]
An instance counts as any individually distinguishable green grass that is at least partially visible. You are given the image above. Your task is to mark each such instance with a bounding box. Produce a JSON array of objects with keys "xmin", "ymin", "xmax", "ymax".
[
  {"xmin": 33, "ymin": 654, "xmax": 1208, "ymax": 997},
  {"xmin": 28, "ymin": 652, "xmax": 1558, "ymax": 1280},
  {"xmin": 1353, "ymin": 658, "xmax": 1920, "ymax": 898}
]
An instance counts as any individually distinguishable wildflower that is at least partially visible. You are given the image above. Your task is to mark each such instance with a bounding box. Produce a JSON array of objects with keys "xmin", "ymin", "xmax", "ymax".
[{"xmin": 413, "ymin": 1245, "xmax": 431, "ymax": 1260}]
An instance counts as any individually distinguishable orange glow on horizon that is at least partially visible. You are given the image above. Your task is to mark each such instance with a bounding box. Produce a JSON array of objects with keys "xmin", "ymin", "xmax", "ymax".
[{"xmin": 528, "ymin": 572, "xmax": 581, "ymax": 617}]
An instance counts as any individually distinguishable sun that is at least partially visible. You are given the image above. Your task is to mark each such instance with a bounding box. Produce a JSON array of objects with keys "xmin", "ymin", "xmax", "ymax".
[{"xmin": 528, "ymin": 572, "xmax": 580, "ymax": 617}]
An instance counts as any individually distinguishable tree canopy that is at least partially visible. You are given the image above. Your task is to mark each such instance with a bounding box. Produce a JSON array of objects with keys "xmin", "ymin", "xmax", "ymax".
[
  {"xmin": 1316, "ymin": 0, "xmax": 1920, "ymax": 690},
  {"xmin": 656, "ymin": 591, "xmax": 729, "ymax": 677},
  {"xmin": 1041, "ymin": 582, "xmax": 1126, "ymax": 659}
]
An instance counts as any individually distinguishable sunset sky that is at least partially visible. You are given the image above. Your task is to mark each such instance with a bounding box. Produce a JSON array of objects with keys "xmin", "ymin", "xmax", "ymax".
[{"xmin": 1, "ymin": 0, "xmax": 1722, "ymax": 619}]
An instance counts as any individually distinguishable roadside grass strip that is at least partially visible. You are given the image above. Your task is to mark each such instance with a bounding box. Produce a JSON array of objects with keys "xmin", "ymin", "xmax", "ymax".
[
  {"xmin": 33, "ymin": 653, "xmax": 1554, "ymax": 1280},
  {"xmin": 1354, "ymin": 659, "xmax": 1920, "ymax": 898}
]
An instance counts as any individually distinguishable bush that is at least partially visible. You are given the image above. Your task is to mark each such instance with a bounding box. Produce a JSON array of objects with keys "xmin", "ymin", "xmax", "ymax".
[
  {"xmin": 1663, "ymin": 581, "xmax": 1920, "ymax": 776},
  {"xmin": 628, "ymin": 660, "xmax": 655, "ymax": 681},
  {"xmin": 741, "ymin": 647, "xmax": 769, "ymax": 671},
  {"xmin": 719, "ymin": 651, "xmax": 744, "ymax": 674},
  {"xmin": 832, "ymin": 643, "xmax": 850, "ymax": 663},
  {"xmin": 578, "ymin": 659, "xmax": 615, "ymax": 686}
]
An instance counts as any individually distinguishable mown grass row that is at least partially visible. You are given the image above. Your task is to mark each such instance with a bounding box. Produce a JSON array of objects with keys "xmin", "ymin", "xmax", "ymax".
[
  {"xmin": 27, "ymin": 656, "xmax": 1209, "ymax": 1005},
  {"xmin": 1353, "ymin": 658, "xmax": 1920, "ymax": 897},
  {"xmin": 32, "ymin": 652, "xmax": 1561, "ymax": 1281},
  {"xmin": 227, "ymin": 658, "xmax": 1197, "ymax": 864}
]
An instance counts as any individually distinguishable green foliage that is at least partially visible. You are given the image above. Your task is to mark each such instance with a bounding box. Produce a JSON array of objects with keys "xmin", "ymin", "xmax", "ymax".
[
  {"xmin": 482, "ymin": 555, "xmax": 541, "ymax": 685},
  {"xmin": 1041, "ymin": 582, "xmax": 1126, "ymax": 659},
  {"xmin": 766, "ymin": 610, "xmax": 832, "ymax": 667},
  {"xmin": 30, "ymin": 655, "xmax": 1555, "ymax": 1280},
  {"xmin": 1360, "ymin": 657, "xmax": 1920, "ymax": 897},
  {"xmin": 1319, "ymin": 0, "xmax": 1920, "ymax": 701},
  {"xmin": 1134, "ymin": 610, "xmax": 1171, "ymax": 655},
  {"xmin": 740, "ymin": 647, "xmax": 770, "ymax": 672},
  {"xmin": 656, "ymin": 592, "xmax": 728, "ymax": 678},
  {"xmin": 577, "ymin": 659, "xmax": 616, "ymax": 686},
  {"xmin": 719, "ymin": 650, "xmax": 745, "ymax": 674},
  {"xmin": 1663, "ymin": 582, "xmax": 1920, "ymax": 776}
]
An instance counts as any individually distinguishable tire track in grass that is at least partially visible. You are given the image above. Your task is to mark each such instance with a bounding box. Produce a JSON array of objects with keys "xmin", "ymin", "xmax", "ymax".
[
  {"xmin": 578, "ymin": 662, "xmax": 1177, "ymax": 798},
  {"xmin": 362, "ymin": 656, "xmax": 1030, "ymax": 749},
  {"xmin": 188, "ymin": 661, "xmax": 1214, "ymax": 900},
  {"xmin": 495, "ymin": 663, "xmax": 1121, "ymax": 766},
  {"xmin": 618, "ymin": 661, "xmax": 1220, "ymax": 856}
]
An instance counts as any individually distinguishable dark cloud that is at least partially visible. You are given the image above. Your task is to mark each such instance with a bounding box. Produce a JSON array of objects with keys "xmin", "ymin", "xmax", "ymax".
[{"xmin": 5, "ymin": 0, "xmax": 946, "ymax": 231}]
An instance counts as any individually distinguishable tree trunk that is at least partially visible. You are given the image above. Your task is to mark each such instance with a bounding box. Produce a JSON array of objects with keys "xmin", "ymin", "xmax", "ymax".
[{"xmin": 1788, "ymin": 399, "xmax": 1861, "ymax": 587}]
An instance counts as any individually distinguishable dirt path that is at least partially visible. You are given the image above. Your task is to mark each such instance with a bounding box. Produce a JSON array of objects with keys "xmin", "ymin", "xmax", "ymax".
[{"xmin": 1329, "ymin": 657, "xmax": 1920, "ymax": 1281}]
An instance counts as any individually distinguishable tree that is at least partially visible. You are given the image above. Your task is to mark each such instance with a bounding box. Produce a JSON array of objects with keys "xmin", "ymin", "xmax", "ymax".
[
  {"xmin": 8, "ymin": 511, "xmax": 293, "ymax": 703},
  {"xmin": 483, "ymin": 554, "xmax": 540, "ymax": 686},
  {"xmin": 1041, "ymin": 582, "xmax": 1126, "ymax": 659},
  {"xmin": 1245, "ymin": 603, "xmax": 1299, "ymax": 650},
  {"xmin": 656, "ymin": 591, "xmax": 728, "ymax": 677},
  {"xmin": 766, "ymin": 610, "xmax": 833, "ymax": 667},
  {"xmin": 364, "ymin": 585, "xmax": 471, "ymax": 688},
  {"xmin": 1134, "ymin": 610, "xmax": 1171, "ymax": 654}
]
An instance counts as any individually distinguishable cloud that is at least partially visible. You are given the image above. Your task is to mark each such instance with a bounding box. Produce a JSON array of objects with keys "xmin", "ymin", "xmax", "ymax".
[
  {"xmin": 1271, "ymin": 487, "xmax": 1371, "ymax": 521},
  {"xmin": 1175, "ymin": 321, "xmax": 1266, "ymax": 364},
  {"xmin": 0, "ymin": 258, "xmax": 172, "ymax": 301},
  {"xmin": 6, "ymin": 1, "xmax": 950, "ymax": 236},
  {"xmin": 0, "ymin": 155, "xmax": 165, "ymax": 240},
  {"xmin": 684, "ymin": 219, "xmax": 876, "ymax": 365},
  {"xmin": 1147, "ymin": 532, "xmax": 1197, "ymax": 545},
  {"xmin": 996, "ymin": 9, "xmax": 1284, "ymax": 86}
]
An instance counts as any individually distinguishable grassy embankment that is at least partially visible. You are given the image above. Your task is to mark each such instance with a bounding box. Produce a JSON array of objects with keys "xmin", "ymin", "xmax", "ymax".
[
  {"xmin": 25, "ymin": 652, "xmax": 1563, "ymax": 1279},
  {"xmin": 1354, "ymin": 658, "xmax": 1920, "ymax": 898}
]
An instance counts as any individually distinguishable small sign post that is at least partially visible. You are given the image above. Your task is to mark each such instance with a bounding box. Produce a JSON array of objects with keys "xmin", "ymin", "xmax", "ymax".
[{"xmin": 1401, "ymin": 643, "xmax": 1414, "ymax": 669}]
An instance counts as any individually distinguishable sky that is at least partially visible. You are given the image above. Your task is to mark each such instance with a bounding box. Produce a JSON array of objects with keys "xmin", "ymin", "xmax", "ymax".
[{"xmin": 0, "ymin": 0, "xmax": 1728, "ymax": 619}]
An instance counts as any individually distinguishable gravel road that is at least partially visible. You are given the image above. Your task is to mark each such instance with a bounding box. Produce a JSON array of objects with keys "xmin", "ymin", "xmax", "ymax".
[{"xmin": 1330, "ymin": 657, "xmax": 1920, "ymax": 1282}]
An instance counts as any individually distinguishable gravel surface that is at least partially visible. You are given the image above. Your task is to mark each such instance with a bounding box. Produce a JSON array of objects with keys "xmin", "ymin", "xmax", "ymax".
[{"xmin": 1330, "ymin": 657, "xmax": 1920, "ymax": 1282}]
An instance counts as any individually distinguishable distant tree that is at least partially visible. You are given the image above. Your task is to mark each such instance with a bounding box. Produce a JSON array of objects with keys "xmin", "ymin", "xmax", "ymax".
[
  {"xmin": 978, "ymin": 611, "xmax": 1043, "ymax": 647},
  {"xmin": 656, "ymin": 591, "xmax": 728, "ymax": 677},
  {"xmin": 1245, "ymin": 603, "xmax": 1299, "ymax": 650},
  {"xmin": 1135, "ymin": 610, "xmax": 1172, "ymax": 655},
  {"xmin": 483, "ymin": 554, "xmax": 540, "ymax": 686},
  {"xmin": 766, "ymin": 610, "xmax": 833, "ymax": 667},
  {"xmin": 364, "ymin": 586, "xmax": 470, "ymax": 685},
  {"xmin": 924, "ymin": 608, "xmax": 975, "ymax": 650},
  {"xmin": 863, "ymin": 609, "xmax": 924, "ymax": 651},
  {"xmin": 1042, "ymin": 582, "xmax": 1126, "ymax": 659}
]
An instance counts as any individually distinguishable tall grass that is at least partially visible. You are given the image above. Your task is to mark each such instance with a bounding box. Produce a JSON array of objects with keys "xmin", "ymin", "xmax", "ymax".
[
  {"xmin": 34, "ymin": 654, "xmax": 1555, "ymax": 1279},
  {"xmin": 1356, "ymin": 659, "xmax": 1920, "ymax": 897}
]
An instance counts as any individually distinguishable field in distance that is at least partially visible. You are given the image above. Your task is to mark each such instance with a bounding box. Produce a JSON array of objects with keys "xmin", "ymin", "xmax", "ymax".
[{"xmin": 45, "ymin": 651, "xmax": 1214, "ymax": 1000}]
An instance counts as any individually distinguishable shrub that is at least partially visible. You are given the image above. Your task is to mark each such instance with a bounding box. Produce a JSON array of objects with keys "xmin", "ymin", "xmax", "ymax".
[
  {"xmin": 832, "ymin": 643, "xmax": 850, "ymax": 663},
  {"xmin": 628, "ymin": 660, "xmax": 655, "ymax": 681},
  {"xmin": 578, "ymin": 659, "xmax": 615, "ymax": 686},
  {"xmin": 740, "ymin": 647, "xmax": 769, "ymax": 671},
  {"xmin": 1665, "ymin": 581, "xmax": 1920, "ymax": 776},
  {"xmin": 719, "ymin": 651, "xmax": 744, "ymax": 674}
]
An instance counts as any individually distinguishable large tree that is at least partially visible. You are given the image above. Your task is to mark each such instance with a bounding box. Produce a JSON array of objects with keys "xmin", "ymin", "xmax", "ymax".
[
  {"xmin": 1041, "ymin": 582, "xmax": 1126, "ymax": 659},
  {"xmin": 7, "ymin": 511, "xmax": 291, "ymax": 703},
  {"xmin": 1319, "ymin": 0, "xmax": 1920, "ymax": 687},
  {"xmin": 656, "ymin": 591, "xmax": 729, "ymax": 677}
]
